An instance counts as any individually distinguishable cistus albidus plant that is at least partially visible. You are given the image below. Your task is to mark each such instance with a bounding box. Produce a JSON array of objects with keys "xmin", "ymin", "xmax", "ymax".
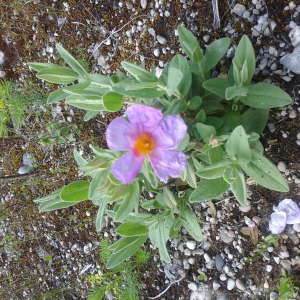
[{"xmin": 29, "ymin": 25, "xmax": 291, "ymax": 268}]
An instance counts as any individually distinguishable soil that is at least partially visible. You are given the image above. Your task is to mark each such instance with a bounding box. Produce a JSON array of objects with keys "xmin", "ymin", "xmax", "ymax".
[{"xmin": 1, "ymin": 1, "xmax": 300, "ymax": 300}]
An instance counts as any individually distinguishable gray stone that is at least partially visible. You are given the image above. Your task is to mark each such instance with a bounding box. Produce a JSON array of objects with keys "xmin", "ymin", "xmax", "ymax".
[
  {"xmin": 220, "ymin": 273, "xmax": 227, "ymax": 281},
  {"xmin": 153, "ymin": 49, "xmax": 160, "ymax": 57},
  {"xmin": 270, "ymin": 292, "xmax": 278, "ymax": 300},
  {"xmin": 213, "ymin": 281, "xmax": 221, "ymax": 290},
  {"xmin": 0, "ymin": 51, "xmax": 4, "ymax": 67},
  {"xmin": 140, "ymin": 0, "xmax": 147, "ymax": 9},
  {"xmin": 219, "ymin": 228, "xmax": 235, "ymax": 243},
  {"xmin": 227, "ymin": 278, "xmax": 235, "ymax": 290},
  {"xmin": 236, "ymin": 279, "xmax": 246, "ymax": 291},
  {"xmin": 281, "ymin": 45, "xmax": 300, "ymax": 74},
  {"xmin": 289, "ymin": 110, "xmax": 297, "ymax": 118},
  {"xmin": 277, "ymin": 161, "xmax": 287, "ymax": 172},
  {"xmin": 157, "ymin": 35, "xmax": 167, "ymax": 45},
  {"xmin": 289, "ymin": 26, "xmax": 300, "ymax": 47},
  {"xmin": 205, "ymin": 260, "xmax": 215, "ymax": 269},
  {"xmin": 280, "ymin": 259, "xmax": 292, "ymax": 271},
  {"xmin": 233, "ymin": 4, "xmax": 246, "ymax": 16},
  {"xmin": 188, "ymin": 282, "xmax": 199, "ymax": 291},
  {"xmin": 215, "ymin": 253, "xmax": 225, "ymax": 271},
  {"xmin": 186, "ymin": 240, "xmax": 197, "ymax": 250},
  {"xmin": 193, "ymin": 249, "xmax": 204, "ymax": 256},
  {"xmin": 266, "ymin": 265, "xmax": 273, "ymax": 272},
  {"xmin": 243, "ymin": 10, "xmax": 250, "ymax": 19},
  {"xmin": 0, "ymin": 70, "xmax": 6, "ymax": 79}
]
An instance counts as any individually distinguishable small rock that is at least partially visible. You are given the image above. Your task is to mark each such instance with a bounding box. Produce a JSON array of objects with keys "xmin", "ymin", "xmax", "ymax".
[
  {"xmin": 266, "ymin": 265, "xmax": 273, "ymax": 272},
  {"xmin": 140, "ymin": 0, "xmax": 147, "ymax": 9},
  {"xmin": 188, "ymin": 282, "xmax": 199, "ymax": 291},
  {"xmin": 293, "ymin": 223, "xmax": 300, "ymax": 232},
  {"xmin": 204, "ymin": 253, "xmax": 211, "ymax": 263},
  {"xmin": 227, "ymin": 47, "xmax": 235, "ymax": 58},
  {"xmin": 203, "ymin": 35, "xmax": 210, "ymax": 43},
  {"xmin": 239, "ymin": 202, "xmax": 251, "ymax": 212},
  {"xmin": 277, "ymin": 161, "xmax": 287, "ymax": 172},
  {"xmin": 157, "ymin": 35, "xmax": 167, "ymax": 45},
  {"xmin": 183, "ymin": 259, "xmax": 190, "ymax": 269},
  {"xmin": 270, "ymin": 292, "xmax": 278, "ymax": 300},
  {"xmin": 219, "ymin": 228, "xmax": 235, "ymax": 243},
  {"xmin": 289, "ymin": 110, "xmax": 297, "ymax": 118},
  {"xmin": 186, "ymin": 240, "xmax": 196, "ymax": 250},
  {"xmin": 252, "ymin": 216, "xmax": 262, "ymax": 225},
  {"xmin": 236, "ymin": 278, "xmax": 246, "ymax": 291},
  {"xmin": 215, "ymin": 254, "xmax": 225, "ymax": 271},
  {"xmin": 184, "ymin": 248, "xmax": 192, "ymax": 256},
  {"xmin": 280, "ymin": 259, "xmax": 292, "ymax": 271},
  {"xmin": 220, "ymin": 273, "xmax": 227, "ymax": 281},
  {"xmin": 243, "ymin": 10, "xmax": 250, "ymax": 18},
  {"xmin": 153, "ymin": 49, "xmax": 160, "ymax": 57},
  {"xmin": 279, "ymin": 251, "xmax": 289, "ymax": 258},
  {"xmin": 227, "ymin": 278, "xmax": 235, "ymax": 290},
  {"xmin": 188, "ymin": 257, "xmax": 195, "ymax": 264},
  {"xmin": 289, "ymin": 26, "xmax": 300, "ymax": 47},
  {"xmin": 0, "ymin": 70, "xmax": 6, "ymax": 79},
  {"xmin": 264, "ymin": 279, "xmax": 269, "ymax": 289},
  {"xmin": 18, "ymin": 166, "xmax": 30, "ymax": 174},
  {"xmin": 213, "ymin": 281, "xmax": 221, "ymax": 290},
  {"xmin": 206, "ymin": 260, "xmax": 215, "ymax": 269},
  {"xmin": 227, "ymin": 230, "xmax": 235, "ymax": 238},
  {"xmin": 193, "ymin": 249, "xmax": 204, "ymax": 256},
  {"xmin": 281, "ymin": 45, "xmax": 300, "ymax": 74},
  {"xmin": 0, "ymin": 51, "xmax": 4, "ymax": 67},
  {"xmin": 233, "ymin": 4, "xmax": 246, "ymax": 16},
  {"xmin": 273, "ymin": 256, "xmax": 280, "ymax": 264}
]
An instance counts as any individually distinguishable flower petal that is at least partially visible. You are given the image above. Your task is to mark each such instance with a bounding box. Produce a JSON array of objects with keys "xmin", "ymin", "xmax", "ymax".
[
  {"xmin": 151, "ymin": 115, "xmax": 187, "ymax": 150},
  {"xmin": 277, "ymin": 198, "xmax": 300, "ymax": 224},
  {"xmin": 111, "ymin": 151, "xmax": 144, "ymax": 184},
  {"xmin": 269, "ymin": 211, "xmax": 287, "ymax": 234},
  {"xmin": 106, "ymin": 117, "xmax": 136, "ymax": 151},
  {"xmin": 149, "ymin": 149, "xmax": 186, "ymax": 183},
  {"xmin": 126, "ymin": 105, "xmax": 163, "ymax": 134}
]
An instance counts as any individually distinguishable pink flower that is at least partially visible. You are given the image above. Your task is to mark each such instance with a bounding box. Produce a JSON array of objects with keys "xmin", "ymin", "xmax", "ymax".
[
  {"xmin": 106, "ymin": 105, "xmax": 187, "ymax": 184},
  {"xmin": 269, "ymin": 199, "xmax": 300, "ymax": 234}
]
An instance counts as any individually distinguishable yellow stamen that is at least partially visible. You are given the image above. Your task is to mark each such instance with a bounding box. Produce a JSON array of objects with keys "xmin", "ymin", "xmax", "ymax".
[{"xmin": 135, "ymin": 133, "xmax": 155, "ymax": 155}]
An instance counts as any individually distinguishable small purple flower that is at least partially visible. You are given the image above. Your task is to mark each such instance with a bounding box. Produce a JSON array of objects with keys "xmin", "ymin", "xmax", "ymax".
[
  {"xmin": 106, "ymin": 105, "xmax": 187, "ymax": 184},
  {"xmin": 269, "ymin": 199, "xmax": 300, "ymax": 234}
]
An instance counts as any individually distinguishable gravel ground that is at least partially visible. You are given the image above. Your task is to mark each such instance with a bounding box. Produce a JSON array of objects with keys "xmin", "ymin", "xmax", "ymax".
[{"xmin": 1, "ymin": 0, "xmax": 300, "ymax": 299}]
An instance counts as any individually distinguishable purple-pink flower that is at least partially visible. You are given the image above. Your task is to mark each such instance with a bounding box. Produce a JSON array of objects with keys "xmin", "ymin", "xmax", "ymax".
[
  {"xmin": 269, "ymin": 198, "xmax": 300, "ymax": 234},
  {"xmin": 106, "ymin": 105, "xmax": 187, "ymax": 184}
]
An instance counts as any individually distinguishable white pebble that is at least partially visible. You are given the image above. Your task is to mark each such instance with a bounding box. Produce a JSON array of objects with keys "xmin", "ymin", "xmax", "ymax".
[
  {"xmin": 227, "ymin": 278, "xmax": 235, "ymax": 290},
  {"xmin": 186, "ymin": 240, "xmax": 196, "ymax": 250},
  {"xmin": 266, "ymin": 265, "xmax": 273, "ymax": 272},
  {"xmin": 236, "ymin": 279, "xmax": 246, "ymax": 291},
  {"xmin": 277, "ymin": 161, "xmax": 287, "ymax": 172},
  {"xmin": 220, "ymin": 274, "xmax": 227, "ymax": 281},
  {"xmin": 289, "ymin": 110, "xmax": 297, "ymax": 118}
]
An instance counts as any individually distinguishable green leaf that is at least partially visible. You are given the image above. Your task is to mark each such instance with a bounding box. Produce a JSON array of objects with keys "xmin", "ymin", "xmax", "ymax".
[
  {"xmin": 169, "ymin": 54, "xmax": 192, "ymax": 97},
  {"xmin": 73, "ymin": 149, "xmax": 88, "ymax": 167},
  {"xmin": 174, "ymin": 133, "xmax": 189, "ymax": 151},
  {"xmin": 164, "ymin": 98, "xmax": 188, "ymax": 116},
  {"xmin": 84, "ymin": 110, "xmax": 99, "ymax": 121},
  {"xmin": 240, "ymin": 82, "xmax": 292, "ymax": 109},
  {"xmin": 232, "ymin": 35, "xmax": 255, "ymax": 86},
  {"xmin": 225, "ymin": 86, "xmax": 249, "ymax": 100},
  {"xmin": 36, "ymin": 67, "xmax": 79, "ymax": 84},
  {"xmin": 196, "ymin": 123, "xmax": 216, "ymax": 143},
  {"xmin": 66, "ymin": 95, "xmax": 105, "ymax": 111},
  {"xmin": 169, "ymin": 218, "xmax": 183, "ymax": 238},
  {"xmin": 204, "ymin": 117, "xmax": 223, "ymax": 129},
  {"xmin": 200, "ymin": 99, "xmax": 224, "ymax": 114},
  {"xmin": 163, "ymin": 187, "xmax": 178, "ymax": 209},
  {"xmin": 189, "ymin": 177, "xmax": 229, "ymax": 202},
  {"xmin": 189, "ymin": 96, "xmax": 202, "ymax": 110},
  {"xmin": 177, "ymin": 25, "xmax": 203, "ymax": 62},
  {"xmin": 142, "ymin": 159, "xmax": 159, "ymax": 188},
  {"xmin": 116, "ymin": 222, "xmax": 149, "ymax": 236},
  {"xmin": 203, "ymin": 78, "xmax": 230, "ymax": 99},
  {"xmin": 88, "ymin": 169, "xmax": 110, "ymax": 200},
  {"xmin": 89, "ymin": 145, "xmax": 119, "ymax": 159},
  {"xmin": 114, "ymin": 181, "xmax": 141, "ymax": 222},
  {"xmin": 94, "ymin": 196, "xmax": 108, "ymax": 231},
  {"xmin": 28, "ymin": 62, "xmax": 66, "ymax": 72},
  {"xmin": 240, "ymin": 150, "xmax": 289, "ymax": 192},
  {"xmin": 184, "ymin": 158, "xmax": 197, "ymax": 188},
  {"xmin": 226, "ymin": 125, "xmax": 251, "ymax": 164},
  {"xmin": 208, "ymin": 146, "xmax": 224, "ymax": 164},
  {"xmin": 181, "ymin": 205, "xmax": 203, "ymax": 241},
  {"xmin": 200, "ymin": 37, "xmax": 231, "ymax": 72},
  {"xmin": 88, "ymin": 73, "xmax": 111, "ymax": 87},
  {"xmin": 239, "ymin": 107, "xmax": 269, "ymax": 134},
  {"xmin": 102, "ymin": 92, "xmax": 123, "ymax": 112},
  {"xmin": 62, "ymin": 82, "xmax": 95, "ymax": 96},
  {"xmin": 196, "ymin": 160, "xmax": 234, "ymax": 179},
  {"xmin": 194, "ymin": 109, "xmax": 206, "ymax": 123},
  {"xmin": 228, "ymin": 166, "xmax": 247, "ymax": 206},
  {"xmin": 166, "ymin": 67, "xmax": 183, "ymax": 96},
  {"xmin": 218, "ymin": 110, "xmax": 240, "ymax": 134},
  {"xmin": 121, "ymin": 61, "xmax": 158, "ymax": 82},
  {"xmin": 47, "ymin": 88, "xmax": 69, "ymax": 104},
  {"xmin": 60, "ymin": 180, "xmax": 90, "ymax": 202},
  {"xmin": 106, "ymin": 235, "xmax": 147, "ymax": 269},
  {"xmin": 56, "ymin": 43, "xmax": 89, "ymax": 78},
  {"xmin": 112, "ymin": 77, "xmax": 166, "ymax": 98},
  {"xmin": 109, "ymin": 184, "xmax": 131, "ymax": 203}
]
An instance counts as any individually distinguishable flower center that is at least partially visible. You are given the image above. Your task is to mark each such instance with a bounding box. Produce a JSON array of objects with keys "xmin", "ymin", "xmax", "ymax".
[{"xmin": 135, "ymin": 133, "xmax": 155, "ymax": 155}]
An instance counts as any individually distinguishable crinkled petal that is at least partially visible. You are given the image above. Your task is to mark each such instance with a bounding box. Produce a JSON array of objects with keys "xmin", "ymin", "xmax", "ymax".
[
  {"xmin": 269, "ymin": 211, "xmax": 287, "ymax": 234},
  {"xmin": 148, "ymin": 149, "xmax": 186, "ymax": 183},
  {"xmin": 106, "ymin": 117, "xmax": 136, "ymax": 151},
  {"xmin": 151, "ymin": 115, "xmax": 187, "ymax": 150},
  {"xmin": 126, "ymin": 105, "xmax": 163, "ymax": 135},
  {"xmin": 111, "ymin": 151, "xmax": 144, "ymax": 184},
  {"xmin": 277, "ymin": 198, "xmax": 300, "ymax": 224}
]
